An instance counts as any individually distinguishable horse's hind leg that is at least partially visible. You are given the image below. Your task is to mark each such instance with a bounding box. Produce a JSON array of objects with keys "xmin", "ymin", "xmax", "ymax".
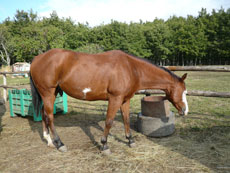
[
  {"xmin": 42, "ymin": 106, "xmax": 55, "ymax": 148},
  {"xmin": 41, "ymin": 89, "xmax": 67, "ymax": 152},
  {"xmin": 120, "ymin": 99, "xmax": 135, "ymax": 147}
]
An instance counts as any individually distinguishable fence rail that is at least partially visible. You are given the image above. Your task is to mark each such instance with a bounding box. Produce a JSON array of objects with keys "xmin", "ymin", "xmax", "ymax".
[
  {"xmin": 0, "ymin": 71, "xmax": 29, "ymax": 75},
  {"xmin": 1, "ymin": 66, "xmax": 230, "ymax": 102},
  {"xmin": 137, "ymin": 90, "xmax": 230, "ymax": 98},
  {"xmin": 165, "ymin": 66, "xmax": 230, "ymax": 72},
  {"xmin": 0, "ymin": 71, "xmax": 29, "ymax": 101},
  {"xmin": 0, "ymin": 85, "xmax": 19, "ymax": 89}
]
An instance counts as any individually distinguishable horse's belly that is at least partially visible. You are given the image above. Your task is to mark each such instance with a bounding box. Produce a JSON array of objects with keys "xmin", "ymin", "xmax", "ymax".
[{"xmin": 60, "ymin": 83, "xmax": 109, "ymax": 101}]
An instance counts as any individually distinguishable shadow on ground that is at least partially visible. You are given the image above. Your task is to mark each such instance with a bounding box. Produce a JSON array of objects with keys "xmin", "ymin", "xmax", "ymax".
[
  {"xmin": 26, "ymin": 101, "xmax": 230, "ymax": 173},
  {"xmin": 0, "ymin": 100, "xmax": 6, "ymax": 135},
  {"xmin": 28, "ymin": 101, "xmax": 110, "ymax": 150},
  {"xmin": 146, "ymin": 112, "xmax": 230, "ymax": 172}
]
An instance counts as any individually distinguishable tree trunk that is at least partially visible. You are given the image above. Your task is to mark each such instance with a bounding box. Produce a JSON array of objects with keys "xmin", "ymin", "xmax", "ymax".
[
  {"xmin": 0, "ymin": 42, "xmax": 10, "ymax": 66},
  {"xmin": 182, "ymin": 53, "xmax": 184, "ymax": 66}
]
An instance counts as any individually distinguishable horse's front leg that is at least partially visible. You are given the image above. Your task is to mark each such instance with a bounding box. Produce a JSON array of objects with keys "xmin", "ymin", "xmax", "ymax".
[
  {"xmin": 120, "ymin": 99, "xmax": 135, "ymax": 147},
  {"xmin": 101, "ymin": 96, "xmax": 123, "ymax": 155}
]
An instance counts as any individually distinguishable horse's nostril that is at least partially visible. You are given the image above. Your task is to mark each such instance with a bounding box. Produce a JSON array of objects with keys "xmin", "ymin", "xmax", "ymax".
[
  {"xmin": 178, "ymin": 107, "xmax": 186, "ymax": 116},
  {"xmin": 182, "ymin": 107, "xmax": 186, "ymax": 113}
]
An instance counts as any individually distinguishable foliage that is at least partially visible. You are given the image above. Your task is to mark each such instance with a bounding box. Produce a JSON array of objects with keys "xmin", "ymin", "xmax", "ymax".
[
  {"xmin": 76, "ymin": 43, "xmax": 104, "ymax": 54},
  {"xmin": 144, "ymin": 19, "xmax": 172, "ymax": 64},
  {"xmin": 0, "ymin": 8, "xmax": 230, "ymax": 65}
]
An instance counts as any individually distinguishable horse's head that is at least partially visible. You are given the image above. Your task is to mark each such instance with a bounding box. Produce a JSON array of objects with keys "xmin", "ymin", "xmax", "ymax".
[{"xmin": 165, "ymin": 73, "xmax": 189, "ymax": 116}]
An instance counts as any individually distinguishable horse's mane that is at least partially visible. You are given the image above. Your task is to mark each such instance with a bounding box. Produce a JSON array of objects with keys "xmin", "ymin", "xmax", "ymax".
[
  {"xmin": 159, "ymin": 66, "xmax": 180, "ymax": 80},
  {"xmin": 126, "ymin": 52, "xmax": 180, "ymax": 81}
]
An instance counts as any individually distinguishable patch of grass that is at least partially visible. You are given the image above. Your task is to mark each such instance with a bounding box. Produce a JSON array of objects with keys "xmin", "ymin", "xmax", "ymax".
[
  {"xmin": 175, "ymin": 71, "xmax": 230, "ymax": 92},
  {"xmin": 0, "ymin": 75, "xmax": 30, "ymax": 95},
  {"xmin": 0, "ymin": 75, "xmax": 29, "ymax": 86}
]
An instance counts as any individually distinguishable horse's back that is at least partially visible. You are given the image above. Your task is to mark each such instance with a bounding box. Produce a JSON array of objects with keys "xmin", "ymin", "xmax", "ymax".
[
  {"xmin": 59, "ymin": 50, "xmax": 138, "ymax": 100},
  {"xmin": 30, "ymin": 49, "xmax": 140, "ymax": 100}
]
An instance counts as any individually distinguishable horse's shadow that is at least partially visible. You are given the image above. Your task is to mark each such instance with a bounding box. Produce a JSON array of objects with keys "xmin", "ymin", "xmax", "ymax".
[
  {"xmin": 0, "ymin": 102, "xmax": 6, "ymax": 135},
  {"xmin": 28, "ymin": 102, "xmax": 134, "ymax": 150}
]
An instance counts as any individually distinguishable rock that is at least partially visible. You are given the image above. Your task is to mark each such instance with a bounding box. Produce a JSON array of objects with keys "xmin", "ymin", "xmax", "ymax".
[
  {"xmin": 137, "ymin": 112, "xmax": 175, "ymax": 137},
  {"xmin": 0, "ymin": 99, "xmax": 5, "ymax": 105}
]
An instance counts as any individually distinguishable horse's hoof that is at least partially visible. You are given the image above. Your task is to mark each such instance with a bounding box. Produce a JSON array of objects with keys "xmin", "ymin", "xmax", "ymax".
[
  {"xmin": 58, "ymin": 145, "xmax": 67, "ymax": 152},
  {"xmin": 129, "ymin": 142, "xmax": 136, "ymax": 148},
  {"xmin": 47, "ymin": 142, "xmax": 56, "ymax": 148},
  {"xmin": 101, "ymin": 149, "xmax": 111, "ymax": 155}
]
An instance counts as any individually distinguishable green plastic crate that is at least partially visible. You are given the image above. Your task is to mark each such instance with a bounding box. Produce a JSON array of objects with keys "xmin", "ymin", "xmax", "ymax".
[{"xmin": 8, "ymin": 89, "xmax": 68, "ymax": 121}]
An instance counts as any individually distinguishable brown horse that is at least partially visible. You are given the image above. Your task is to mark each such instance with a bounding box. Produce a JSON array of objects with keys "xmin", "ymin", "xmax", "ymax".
[{"xmin": 30, "ymin": 48, "xmax": 188, "ymax": 153}]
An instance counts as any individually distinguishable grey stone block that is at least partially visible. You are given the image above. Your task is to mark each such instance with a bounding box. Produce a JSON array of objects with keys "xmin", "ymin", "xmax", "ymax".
[
  {"xmin": 137, "ymin": 112, "xmax": 175, "ymax": 137},
  {"xmin": 0, "ymin": 98, "xmax": 5, "ymax": 105}
]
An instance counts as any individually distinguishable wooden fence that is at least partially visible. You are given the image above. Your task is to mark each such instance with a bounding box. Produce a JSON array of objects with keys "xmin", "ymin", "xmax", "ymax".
[
  {"xmin": 136, "ymin": 90, "xmax": 230, "ymax": 98},
  {"xmin": 1, "ymin": 66, "xmax": 230, "ymax": 102},
  {"xmin": 165, "ymin": 66, "xmax": 230, "ymax": 72},
  {"xmin": 0, "ymin": 71, "xmax": 29, "ymax": 102}
]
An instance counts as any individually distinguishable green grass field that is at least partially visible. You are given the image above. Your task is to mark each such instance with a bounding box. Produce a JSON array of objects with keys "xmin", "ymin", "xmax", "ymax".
[{"xmin": 0, "ymin": 75, "xmax": 30, "ymax": 87}]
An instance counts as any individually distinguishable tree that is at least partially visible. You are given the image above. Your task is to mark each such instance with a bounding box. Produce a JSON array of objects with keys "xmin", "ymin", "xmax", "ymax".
[
  {"xmin": 0, "ymin": 24, "xmax": 11, "ymax": 65},
  {"xmin": 92, "ymin": 20, "xmax": 129, "ymax": 51},
  {"xmin": 215, "ymin": 8, "xmax": 230, "ymax": 64},
  {"xmin": 125, "ymin": 22, "xmax": 151, "ymax": 58},
  {"xmin": 92, "ymin": 21, "xmax": 150, "ymax": 58},
  {"xmin": 76, "ymin": 43, "xmax": 104, "ymax": 53},
  {"xmin": 167, "ymin": 15, "xmax": 207, "ymax": 65},
  {"xmin": 144, "ymin": 19, "xmax": 172, "ymax": 65},
  {"xmin": 0, "ymin": 8, "xmax": 229, "ymax": 65}
]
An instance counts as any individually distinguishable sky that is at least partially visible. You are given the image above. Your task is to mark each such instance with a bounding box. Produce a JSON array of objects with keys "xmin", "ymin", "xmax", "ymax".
[{"xmin": 0, "ymin": 0, "xmax": 230, "ymax": 27}]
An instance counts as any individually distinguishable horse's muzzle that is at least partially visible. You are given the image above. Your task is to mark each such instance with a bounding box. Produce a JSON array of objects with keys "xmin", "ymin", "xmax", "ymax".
[{"xmin": 179, "ymin": 107, "xmax": 187, "ymax": 116}]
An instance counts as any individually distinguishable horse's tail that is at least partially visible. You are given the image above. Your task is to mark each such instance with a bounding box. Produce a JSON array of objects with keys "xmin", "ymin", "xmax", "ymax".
[{"xmin": 30, "ymin": 73, "xmax": 42, "ymax": 117}]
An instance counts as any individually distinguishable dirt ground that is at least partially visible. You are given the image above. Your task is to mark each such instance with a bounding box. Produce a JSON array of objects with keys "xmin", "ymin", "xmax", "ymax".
[{"xmin": 0, "ymin": 97, "xmax": 229, "ymax": 173}]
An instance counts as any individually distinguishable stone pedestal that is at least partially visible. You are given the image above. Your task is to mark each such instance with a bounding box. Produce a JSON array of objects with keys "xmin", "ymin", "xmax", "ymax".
[
  {"xmin": 141, "ymin": 96, "xmax": 170, "ymax": 118},
  {"xmin": 137, "ymin": 96, "xmax": 175, "ymax": 137},
  {"xmin": 0, "ymin": 98, "xmax": 5, "ymax": 105}
]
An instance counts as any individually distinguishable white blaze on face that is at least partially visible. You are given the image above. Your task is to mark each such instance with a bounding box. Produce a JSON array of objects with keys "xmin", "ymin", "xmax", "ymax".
[
  {"xmin": 182, "ymin": 90, "xmax": 189, "ymax": 115},
  {"xmin": 82, "ymin": 88, "xmax": 92, "ymax": 99}
]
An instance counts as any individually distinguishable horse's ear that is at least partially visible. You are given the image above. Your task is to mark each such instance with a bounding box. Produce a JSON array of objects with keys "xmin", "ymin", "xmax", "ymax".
[{"xmin": 181, "ymin": 73, "xmax": 187, "ymax": 81}]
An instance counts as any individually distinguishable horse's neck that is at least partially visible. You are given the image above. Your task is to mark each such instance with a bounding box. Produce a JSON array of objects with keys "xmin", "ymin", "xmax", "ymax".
[{"xmin": 137, "ymin": 62, "xmax": 174, "ymax": 91}]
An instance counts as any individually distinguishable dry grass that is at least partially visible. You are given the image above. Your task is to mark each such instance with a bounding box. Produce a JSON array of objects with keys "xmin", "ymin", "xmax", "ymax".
[
  {"xmin": 0, "ymin": 70, "xmax": 230, "ymax": 173},
  {"xmin": 0, "ymin": 95, "xmax": 229, "ymax": 173},
  {"xmin": 0, "ymin": 66, "xmax": 11, "ymax": 72}
]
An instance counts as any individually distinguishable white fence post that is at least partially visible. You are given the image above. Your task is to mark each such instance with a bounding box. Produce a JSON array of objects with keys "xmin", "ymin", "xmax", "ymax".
[{"xmin": 3, "ymin": 73, "xmax": 7, "ymax": 102}]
